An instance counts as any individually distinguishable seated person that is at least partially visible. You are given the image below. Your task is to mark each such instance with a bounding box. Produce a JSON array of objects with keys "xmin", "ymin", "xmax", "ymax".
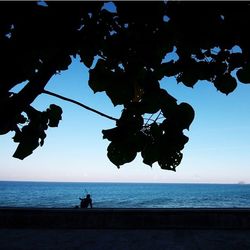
[{"xmin": 79, "ymin": 194, "xmax": 93, "ymax": 208}]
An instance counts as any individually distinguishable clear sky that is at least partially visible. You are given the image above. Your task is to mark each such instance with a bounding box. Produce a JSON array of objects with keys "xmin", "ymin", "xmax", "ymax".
[{"xmin": 1, "ymin": 55, "xmax": 250, "ymax": 184}]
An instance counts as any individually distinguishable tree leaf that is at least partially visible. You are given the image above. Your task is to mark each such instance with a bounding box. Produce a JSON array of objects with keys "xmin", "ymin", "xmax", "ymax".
[
  {"xmin": 106, "ymin": 80, "xmax": 134, "ymax": 106},
  {"xmin": 159, "ymin": 89, "xmax": 177, "ymax": 117},
  {"xmin": 177, "ymin": 72, "xmax": 198, "ymax": 88},
  {"xmin": 12, "ymin": 125, "xmax": 40, "ymax": 160},
  {"xmin": 107, "ymin": 141, "xmax": 137, "ymax": 167},
  {"xmin": 116, "ymin": 108, "xmax": 144, "ymax": 131},
  {"xmin": 236, "ymin": 66, "xmax": 250, "ymax": 84},
  {"xmin": 13, "ymin": 139, "xmax": 39, "ymax": 160},
  {"xmin": 102, "ymin": 127, "xmax": 126, "ymax": 142},
  {"xmin": 79, "ymin": 49, "xmax": 95, "ymax": 68},
  {"xmin": 228, "ymin": 53, "xmax": 245, "ymax": 71},
  {"xmin": 46, "ymin": 104, "xmax": 63, "ymax": 127},
  {"xmin": 140, "ymin": 90, "xmax": 162, "ymax": 114},
  {"xmin": 213, "ymin": 73, "xmax": 237, "ymax": 95},
  {"xmin": 141, "ymin": 142, "xmax": 159, "ymax": 167},
  {"xmin": 176, "ymin": 102, "xmax": 195, "ymax": 130},
  {"xmin": 158, "ymin": 151, "xmax": 183, "ymax": 171},
  {"xmin": 156, "ymin": 61, "xmax": 179, "ymax": 79},
  {"xmin": 88, "ymin": 59, "xmax": 110, "ymax": 93}
]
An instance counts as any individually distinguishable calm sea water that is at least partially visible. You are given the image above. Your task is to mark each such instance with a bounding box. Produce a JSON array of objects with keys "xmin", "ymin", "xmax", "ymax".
[{"xmin": 0, "ymin": 181, "xmax": 250, "ymax": 208}]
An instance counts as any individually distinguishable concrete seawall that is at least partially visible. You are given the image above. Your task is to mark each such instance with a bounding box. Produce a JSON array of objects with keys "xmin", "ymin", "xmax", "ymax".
[{"xmin": 1, "ymin": 208, "xmax": 250, "ymax": 229}]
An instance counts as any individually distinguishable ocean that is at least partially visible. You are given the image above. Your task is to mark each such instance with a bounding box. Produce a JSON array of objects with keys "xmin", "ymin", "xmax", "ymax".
[{"xmin": 0, "ymin": 181, "xmax": 250, "ymax": 208}]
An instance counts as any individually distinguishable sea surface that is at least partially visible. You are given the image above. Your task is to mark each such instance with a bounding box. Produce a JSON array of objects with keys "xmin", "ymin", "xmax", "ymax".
[{"xmin": 0, "ymin": 181, "xmax": 250, "ymax": 208}]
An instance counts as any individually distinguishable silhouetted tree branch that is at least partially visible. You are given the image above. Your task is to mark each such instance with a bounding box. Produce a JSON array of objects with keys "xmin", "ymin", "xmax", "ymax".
[{"xmin": 43, "ymin": 90, "xmax": 118, "ymax": 122}]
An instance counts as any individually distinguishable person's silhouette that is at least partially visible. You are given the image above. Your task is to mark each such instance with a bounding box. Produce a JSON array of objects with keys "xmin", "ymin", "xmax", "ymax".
[{"xmin": 79, "ymin": 194, "xmax": 93, "ymax": 208}]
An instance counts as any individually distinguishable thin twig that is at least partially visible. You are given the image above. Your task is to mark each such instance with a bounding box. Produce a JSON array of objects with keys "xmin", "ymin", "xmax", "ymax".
[
  {"xmin": 154, "ymin": 111, "xmax": 162, "ymax": 122},
  {"xmin": 144, "ymin": 113, "xmax": 155, "ymax": 126},
  {"xmin": 143, "ymin": 117, "xmax": 155, "ymax": 123},
  {"xmin": 43, "ymin": 89, "xmax": 118, "ymax": 122}
]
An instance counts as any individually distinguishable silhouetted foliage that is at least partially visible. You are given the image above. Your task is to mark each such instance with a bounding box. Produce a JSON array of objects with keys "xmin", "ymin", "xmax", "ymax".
[{"xmin": 1, "ymin": 1, "xmax": 250, "ymax": 170}]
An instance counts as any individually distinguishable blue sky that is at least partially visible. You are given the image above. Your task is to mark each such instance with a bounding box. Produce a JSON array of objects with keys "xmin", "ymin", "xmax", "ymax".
[{"xmin": 1, "ymin": 55, "xmax": 250, "ymax": 184}]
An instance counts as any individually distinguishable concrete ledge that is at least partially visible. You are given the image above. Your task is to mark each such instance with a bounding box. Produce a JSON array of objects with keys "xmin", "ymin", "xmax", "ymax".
[{"xmin": 1, "ymin": 208, "xmax": 250, "ymax": 229}]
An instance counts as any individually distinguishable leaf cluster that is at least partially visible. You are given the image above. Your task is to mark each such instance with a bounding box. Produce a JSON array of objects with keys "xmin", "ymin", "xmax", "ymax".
[
  {"xmin": 12, "ymin": 104, "xmax": 62, "ymax": 160},
  {"xmin": 1, "ymin": 1, "xmax": 250, "ymax": 170}
]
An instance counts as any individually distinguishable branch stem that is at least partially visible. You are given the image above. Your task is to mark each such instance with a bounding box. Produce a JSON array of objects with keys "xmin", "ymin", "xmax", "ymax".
[{"xmin": 43, "ymin": 90, "xmax": 118, "ymax": 122}]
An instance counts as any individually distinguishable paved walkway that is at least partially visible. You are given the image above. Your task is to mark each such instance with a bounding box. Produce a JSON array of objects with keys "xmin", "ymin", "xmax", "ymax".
[{"xmin": 1, "ymin": 229, "xmax": 250, "ymax": 250}]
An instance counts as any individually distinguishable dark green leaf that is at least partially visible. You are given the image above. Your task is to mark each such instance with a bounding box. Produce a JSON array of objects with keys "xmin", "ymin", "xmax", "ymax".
[
  {"xmin": 79, "ymin": 49, "xmax": 95, "ymax": 68},
  {"xmin": 102, "ymin": 127, "xmax": 126, "ymax": 142},
  {"xmin": 0, "ymin": 120, "xmax": 12, "ymax": 135},
  {"xmin": 176, "ymin": 102, "xmax": 195, "ymax": 130},
  {"xmin": 107, "ymin": 141, "xmax": 137, "ymax": 167},
  {"xmin": 54, "ymin": 55, "xmax": 72, "ymax": 71},
  {"xmin": 159, "ymin": 89, "xmax": 177, "ymax": 117},
  {"xmin": 116, "ymin": 108, "xmax": 144, "ymax": 131},
  {"xmin": 213, "ymin": 73, "xmax": 237, "ymax": 95},
  {"xmin": 88, "ymin": 59, "xmax": 110, "ymax": 93},
  {"xmin": 158, "ymin": 151, "xmax": 183, "ymax": 171},
  {"xmin": 141, "ymin": 142, "xmax": 159, "ymax": 167},
  {"xmin": 140, "ymin": 90, "xmax": 161, "ymax": 114},
  {"xmin": 13, "ymin": 139, "xmax": 39, "ymax": 160},
  {"xmin": 236, "ymin": 66, "xmax": 250, "ymax": 84},
  {"xmin": 177, "ymin": 72, "xmax": 198, "ymax": 88},
  {"xmin": 12, "ymin": 125, "xmax": 40, "ymax": 160},
  {"xmin": 155, "ymin": 61, "xmax": 179, "ymax": 79},
  {"xmin": 150, "ymin": 122, "xmax": 162, "ymax": 139},
  {"xmin": 12, "ymin": 129, "xmax": 22, "ymax": 143},
  {"xmin": 228, "ymin": 53, "xmax": 245, "ymax": 71},
  {"xmin": 47, "ymin": 104, "xmax": 63, "ymax": 127},
  {"xmin": 106, "ymin": 80, "xmax": 134, "ymax": 106}
]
